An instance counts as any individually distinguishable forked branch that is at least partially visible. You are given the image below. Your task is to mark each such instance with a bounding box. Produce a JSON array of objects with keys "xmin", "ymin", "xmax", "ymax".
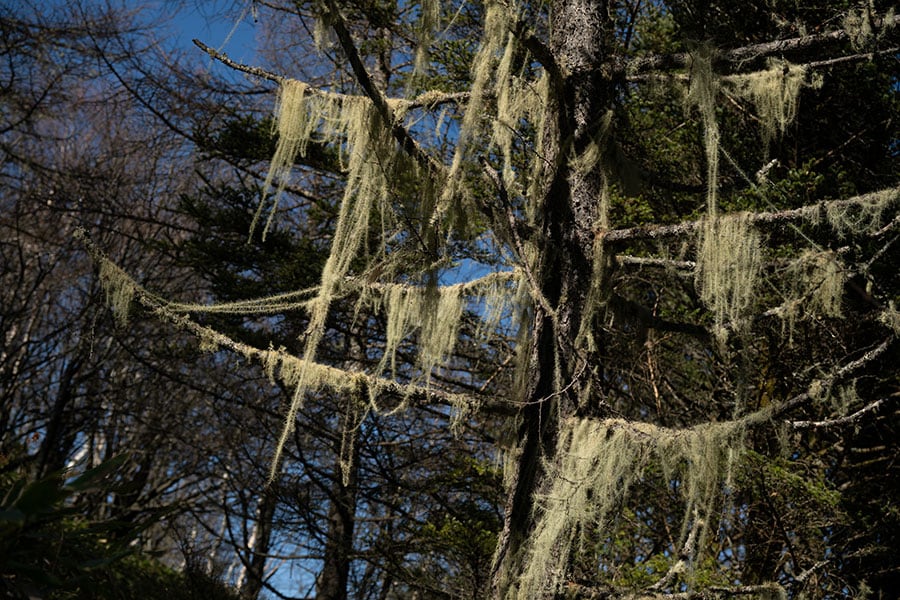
[
  {"xmin": 193, "ymin": 38, "xmax": 469, "ymax": 110},
  {"xmin": 323, "ymin": 1, "xmax": 444, "ymax": 175}
]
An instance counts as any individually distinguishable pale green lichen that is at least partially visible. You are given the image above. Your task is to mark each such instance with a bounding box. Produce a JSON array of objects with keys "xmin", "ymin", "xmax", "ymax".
[
  {"xmin": 696, "ymin": 213, "xmax": 762, "ymax": 341},
  {"xmin": 98, "ymin": 258, "xmax": 135, "ymax": 327},
  {"xmin": 726, "ymin": 59, "xmax": 820, "ymax": 151},
  {"xmin": 843, "ymin": 1, "xmax": 895, "ymax": 51},
  {"xmin": 826, "ymin": 188, "xmax": 896, "ymax": 238},
  {"xmin": 517, "ymin": 417, "xmax": 746, "ymax": 598},
  {"xmin": 686, "ymin": 46, "xmax": 720, "ymax": 213},
  {"xmin": 787, "ymin": 250, "xmax": 845, "ymax": 319}
]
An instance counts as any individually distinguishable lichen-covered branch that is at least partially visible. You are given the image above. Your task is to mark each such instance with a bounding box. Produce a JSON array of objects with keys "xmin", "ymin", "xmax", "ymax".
[
  {"xmin": 603, "ymin": 188, "xmax": 900, "ymax": 243},
  {"xmin": 622, "ymin": 13, "xmax": 900, "ymax": 76},
  {"xmin": 790, "ymin": 397, "xmax": 894, "ymax": 429},
  {"xmin": 75, "ymin": 228, "xmax": 516, "ymax": 418},
  {"xmin": 192, "ymin": 38, "xmax": 469, "ymax": 110},
  {"xmin": 764, "ymin": 334, "xmax": 896, "ymax": 421}
]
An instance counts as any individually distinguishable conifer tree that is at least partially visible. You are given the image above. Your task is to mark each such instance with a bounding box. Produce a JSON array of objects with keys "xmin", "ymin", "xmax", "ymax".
[{"xmin": 83, "ymin": 0, "xmax": 899, "ymax": 597}]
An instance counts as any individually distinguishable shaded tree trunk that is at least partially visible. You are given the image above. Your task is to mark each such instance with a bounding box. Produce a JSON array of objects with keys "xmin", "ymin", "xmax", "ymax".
[
  {"xmin": 316, "ymin": 411, "xmax": 360, "ymax": 600},
  {"xmin": 491, "ymin": 0, "xmax": 614, "ymax": 596},
  {"xmin": 316, "ymin": 347, "xmax": 365, "ymax": 600},
  {"xmin": 241, "ymin": 486, "xmax": 277, "ymax": 600},
  {"xmin": 37, "ymin": 357, "xmax": 83, "ymax": 477}
]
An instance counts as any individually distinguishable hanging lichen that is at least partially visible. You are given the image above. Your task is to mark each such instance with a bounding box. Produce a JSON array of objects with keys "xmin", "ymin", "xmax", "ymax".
[
  {"xmin": 413, "ymin": 0, "xmax": 441, "ymax": 75},
  {"xmin": 491, "ymin": 35, "xmax": 549, "ymax": 195},
  {"xmin": 252, "ymin": 79, "xmax": 347, "ymax": 240},
  {"xmin": 98, "ymin": 259, "xmax": 135, "ymax": 327},
  {"xmin": 784, "ymin": 250, "xmax": 845, "ymax": 320},
  {"xmin": 726, "ymin": 59, "xmax": 819, "ymax": 151},
  {"xmin": 843, "ymin": 1, "xmax": 895, "ymax": 51},
  {"xmin": 525, "ymin": 72, "xmax": 551, "ymax": 221},
  {"xmin": 440, "ymin": 1, "xmax": 513, "ymax": 210},
  {"xmin": 311, "ymin": 0, "xmax": 336, "ymax": 51},
  {"xmin": 367, "ymin": 270, "xmax": 518, "ymax": 380},
  {"xmin": 575, "ymin": 175, "xmax": 613, "ymax": 356},
  {"xmin": 826, "ymin": 188, "xmax": 896, "ymax": 238},
  {"xmin": 880, "ymin": 301, "xmax": 900, "ymax": 334},
  {"xmin": 688, "ymin": 50, "xmax": 818, "ymax": 208},
  {"xmin": 265, "ymin": 91, "xmax": 405, "ymax": 476},
  {"xmin": 419, "ymin": 280, "xmax": 466, "ymax": 379},
  {"xmin": 516, "ymin": 417, "xmax": 746, "ymax": 598},
  {"xmin": 685, "ymin": 46, "xmax": 720, "ymax": 213},
  {"xmin": 695, "ymin": 213, "xmax": 762, "ymax": 341},
  {"xmin": 517, "ymin": 419, "xmax": 644, "ymax": 598}
]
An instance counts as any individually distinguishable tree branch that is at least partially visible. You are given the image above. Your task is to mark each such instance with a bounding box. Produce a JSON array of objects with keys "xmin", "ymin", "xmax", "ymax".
[
  {"xmin": 765, "ymin": 335, "xmax": 896, "ymax": 421},
  {"xmin": 622, "ymin": 14, "xmax": 900, "ymax": 76},
  {"xmin": 602, "ymin": 189, "xmax": 900, "ymax": 243},
  {"xmin": 193, "ymin": 38, "xmax": 284, "ymax": 83},
  {"xmin": 790, "ymin": 396, "xmax": 894, "ymax": 430},
  {"xmin": 192, "ymin": 38, "xmax": 469, "ymax": 110},
  {"xmin": 564, "ymin": 580, "xmax": 786, "ymax": 599},
  {"xmin": 324, "ymin": 2, "xmax": 444, "ymax": 175},
  {"xmin": 75, "ymin": 229, "xmax": 517, "ymax": 418}
]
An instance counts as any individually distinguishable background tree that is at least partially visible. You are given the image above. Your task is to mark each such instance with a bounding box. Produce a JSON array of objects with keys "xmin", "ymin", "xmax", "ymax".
[
  {"xmin": 0, "ymin": 2, "xmax": 263, "ymax": 597},
  {"xmin": 4, "ymin": 1, "xmax": 505, "ymax": 598}
]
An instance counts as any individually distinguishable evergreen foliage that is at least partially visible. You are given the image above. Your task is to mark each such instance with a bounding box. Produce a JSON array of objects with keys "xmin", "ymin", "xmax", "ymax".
[{"xmin": 3, "ymin": 0, "xmax": 899, "ymax": 598}]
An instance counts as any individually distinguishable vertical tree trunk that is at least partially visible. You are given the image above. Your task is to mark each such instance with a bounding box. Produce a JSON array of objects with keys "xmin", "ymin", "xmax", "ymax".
[
  {"xmin": 38, "ymin": 358, "xmax": 82, "ymax": 476},
  {"xmin": 316, "ymin": 413, "xmax": 360, "ymax": 600},
  {"xmin": 240, "ymin": 486, "xmax": 277, "ymax": 600},
  {"xmin": 491, "ymin": 0, "xmax": 613, "ymax": 596},
  {"xmin": 316, "ymin": 346, "xmax": 366, "ymax": 600}
]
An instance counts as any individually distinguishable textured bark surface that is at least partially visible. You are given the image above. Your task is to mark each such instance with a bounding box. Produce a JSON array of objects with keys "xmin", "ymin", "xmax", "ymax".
[
  {"xmin": 316, "ymin": 466, "xmax": 358, "ymax": 600},
  {"xmin": 491, "ymin": 1, "xmax": 614, "ymax": 596}
]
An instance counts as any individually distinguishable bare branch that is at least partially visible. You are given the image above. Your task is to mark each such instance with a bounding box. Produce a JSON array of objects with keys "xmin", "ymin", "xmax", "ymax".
[
  {"xmin": 791, "ymin": 397, "xmax": 894, "ymax": 430},
  {"xmin": 617, "ymin": 256, "xmax": 696, "ymax": 271},
  {"xmin": 193, "ymin": 38, "xmax": 284, "ymax": 83},
  {"xmin": 765, "ymin": 335, "xmax": 896, "ymax": 421}
]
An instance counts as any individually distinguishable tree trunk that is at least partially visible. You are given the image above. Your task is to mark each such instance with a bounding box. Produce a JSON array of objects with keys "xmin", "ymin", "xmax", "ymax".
[
  {"xmin": 37, "ymin": 357, "xmax": 82, "ymax": 476},
  {"xmin": 241, "ymin": 485, "xmax": 277, "ymax": 600},
  {"xmin": 491, "ymin": 0, "xmax": 613, "ymax": 596},
  {"xmin": 315, "ymin": 415, "xmax": 360, "ymax": 600}
]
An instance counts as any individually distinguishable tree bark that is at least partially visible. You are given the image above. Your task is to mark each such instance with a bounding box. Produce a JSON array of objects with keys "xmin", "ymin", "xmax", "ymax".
[
  {"xmin": 315, "ymin": 418, "xmax": 360, "ymax": 600},
  {"xmin": 491, "ymin": 1, "xmax": 614, "ymax": 597},
  {"xmin": 241, "ymin": 486, "xmax": 277, "ymax": 600},
  {"xmin": 37, "ymin": 357, "xmax": 82, "ymax": 477}
]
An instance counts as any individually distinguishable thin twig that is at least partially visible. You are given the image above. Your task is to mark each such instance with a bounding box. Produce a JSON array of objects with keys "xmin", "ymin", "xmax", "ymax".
[
  {"xmin": 193, "ymin": 38, "xmax": 283, "ymax": 83},
  {"xmin": 791, "ymin": 397, "xmax": 893, "ymax": 429}
]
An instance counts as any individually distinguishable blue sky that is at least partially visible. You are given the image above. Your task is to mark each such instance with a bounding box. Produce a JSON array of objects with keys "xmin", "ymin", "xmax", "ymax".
[
  {"xmin": 123, "ymin": 2, "xmax": 311, "ymax": 596},
  {"xmin": 141, "ymin": 0, "xmax": 260, "ymax": 66}
]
